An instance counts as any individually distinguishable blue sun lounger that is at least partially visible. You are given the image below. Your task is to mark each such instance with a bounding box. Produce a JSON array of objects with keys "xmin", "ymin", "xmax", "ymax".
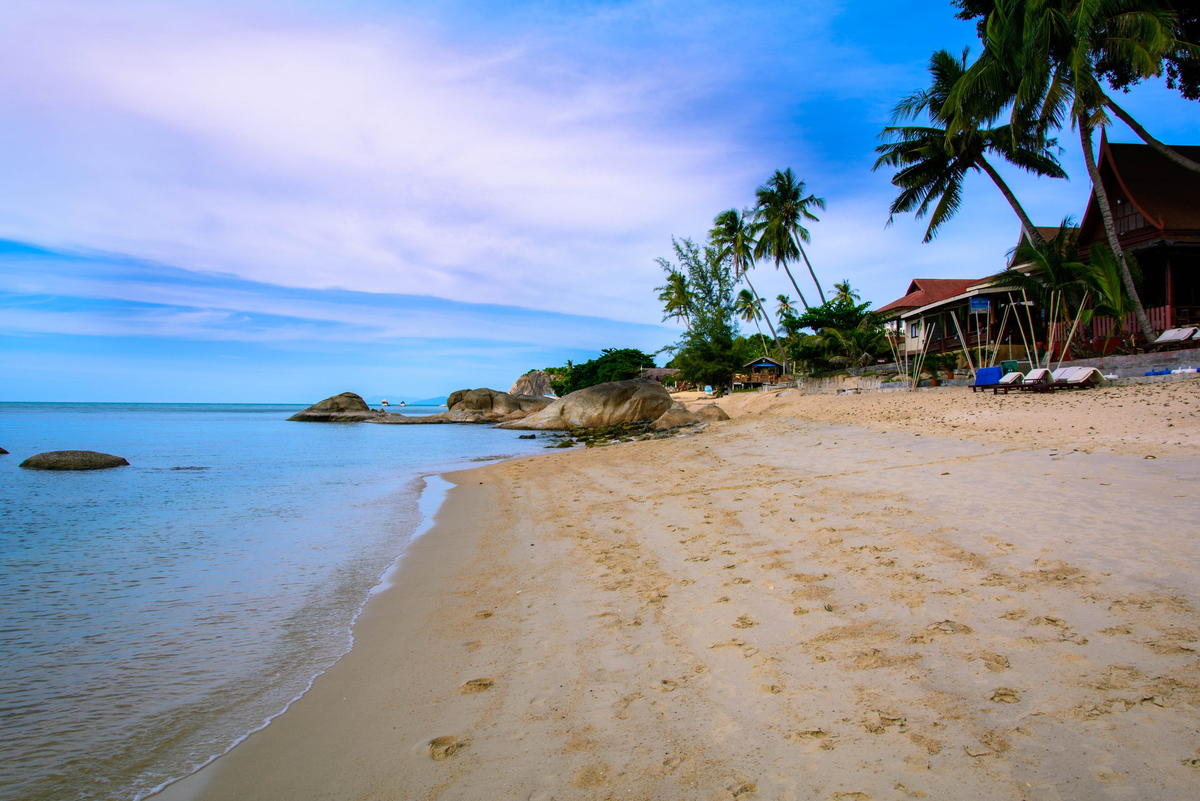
[{"xmin": 971, "ymin": 366, "xmax": 1004, "ymax": 393}]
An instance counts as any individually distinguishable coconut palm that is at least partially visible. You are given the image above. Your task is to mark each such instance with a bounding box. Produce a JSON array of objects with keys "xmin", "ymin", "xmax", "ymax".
[
  {"xmin": 776, "ymin": 294, "xmax": 797, "ymax": 319},
  {"xmin": 752, "ymin": 168, "xmax": 827, "ymax": 307},
  {"xmin": 874, "ymin": 47, "xmax": 1067, "ymax": 246},
  {"xmin": 655, "ymin": 266, "xmax": 694, "ymax": 330},
  {"xmin": 735, "ymin": 289, "xmax": 771, "ymax": 357},
  {"xmin": 1073, "ymin": 243, "xmax": 1142, "ymax": 351},
  {"xmin": 710, "ymin": 208, "xmax": 788, "ymax": 366},
  {"xmin": 955, "ymin": 0, "xmax": 1191, "ymax": 340},
  {"xmin": 832, "ymin": 280, "xmax": 861, "ymax": 303}
]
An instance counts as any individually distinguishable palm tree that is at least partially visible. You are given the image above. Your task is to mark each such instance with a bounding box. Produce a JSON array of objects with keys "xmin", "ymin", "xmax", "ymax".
[
  {"xmin": 776, "ymin": 294, "xmax": 796, "ymax": 319},
  {"xmin": 874, "ymin": 47, "xmax": 1067, "ymax": 246},
  {"xmin": 752, "ymin": 168, "xmax": 827, "ymax": 307},
  {"xmin": 956, "ymin": 0, "xmax": 1187, "ymax": 340},
  {"xmin": 735, "ymin": 289, "xmax": 771, "ymax": 357},
  {"xmin": 655, "ymin": 266, "xmax": 693, "ymax": 331},
  {"xmin": 1074, "ymin": 243, "xmax": 1142, "ymax": 351},
  {"xmin": 832, "ymin": 280, "xmax": 861, "ymax": 303},
  {"xmin": 710, "ymin": 208, "xmax": 788, "ymax": 366}
]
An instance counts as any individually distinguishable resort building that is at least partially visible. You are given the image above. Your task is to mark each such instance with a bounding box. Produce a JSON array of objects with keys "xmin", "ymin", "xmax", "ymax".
[
  {"xmin": 1075, "ymin": 136, "xmax": 1200, "ymax": 338},
  {"xmin": 733, "ymin": 357, "xmax": 784, "ymax": 389}
]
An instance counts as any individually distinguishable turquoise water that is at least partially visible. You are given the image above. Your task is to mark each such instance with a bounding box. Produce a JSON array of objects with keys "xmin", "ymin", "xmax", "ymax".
[{"xmin": 0, "ymin": 404, "xmax": 547, "ymax": 801}]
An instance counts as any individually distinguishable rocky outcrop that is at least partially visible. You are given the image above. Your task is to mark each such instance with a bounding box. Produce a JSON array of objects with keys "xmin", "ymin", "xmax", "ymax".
[
  {"xmin": 370, "ymin": 388, "xmax": 552, "ymax": 425},
  {"xmin": 650, "ymin": 406, "xmax": 701, "ymax": 430},
  {"xmin": 501, "ymin": 379, "xmax": 674, "ymax": 430},
  {"xmin": 0, "ymin": 446, "xmax": 8, "ymax": 454},
  {"xmin": 20, "ymin": 450, "xmax": 129, "ymax": 470},
  {"xmin": 695, "ymin": 404, "xmax": 731, "ymax": 422},
  {"xmin": 288, "ymin": 392, "xmax": 383, "ymax": 422},
  {"xmin": 443, "ymin": 388, "xmax": 551, "ymax": 422},
  {"xmin": 509, "ymin": 370, "xmax": 552, "ymax": 398}
]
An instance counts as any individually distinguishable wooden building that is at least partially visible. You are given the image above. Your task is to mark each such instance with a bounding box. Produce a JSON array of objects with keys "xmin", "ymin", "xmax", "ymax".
[{"xmin": 733, "ymin": 357, "xmax": 784, "ymax": 389}]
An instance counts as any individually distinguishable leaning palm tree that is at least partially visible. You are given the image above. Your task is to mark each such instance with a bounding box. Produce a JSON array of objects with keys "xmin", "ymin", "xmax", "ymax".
[
  {"xmin": 954, "ymin": 0, "xmax": 1188, "ymax": 341},
  {"xmin": 752, "ymin": 168, "xmax": 827, "ymax": 307},
  {"xmin": 874, "ymin": 47, "xmax": 1068, "ymax": 246},
  {"xmin": 735, "ymin": 289, "xmax": 771, "ymax": 357},
  {"xmin": 710, "ymin": 208, "xmax": 787, "ymax": 365},
  {"xmin": 654, "ymin": 266, "xmax": 694, "ymax": 331}
]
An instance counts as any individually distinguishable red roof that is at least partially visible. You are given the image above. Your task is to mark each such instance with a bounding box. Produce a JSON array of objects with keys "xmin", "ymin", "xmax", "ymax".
[
  {"xmin": 1079, "ymin": 137, "xmax": 1200, "ymax": 246},
  {"xmin": 877, "ymin": 278, "xmax": 981, "ymax": 315}
]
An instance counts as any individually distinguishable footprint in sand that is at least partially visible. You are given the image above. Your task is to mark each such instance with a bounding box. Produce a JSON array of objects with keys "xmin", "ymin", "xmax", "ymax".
[
  {"xmin": 429, "ymin": 736, "xmax": 468, "ymax": 761},
  {"xmin": 980, "ymin": 652, "xmax": 1011, "ymax": 672},
  {"xmin": 461, "ymin": 678, "xmax": 494, "ymax": 694},
  {"xmin": 474, "ymin": 610, "xmax": 495, "ymax": 619},
  {"xmin": 990, "ymin": 687, "xmax": 1021, "ymax": 703},
  {"xmin": 733, "ymin": 614, "xmax": 757, "ymax": 629}
]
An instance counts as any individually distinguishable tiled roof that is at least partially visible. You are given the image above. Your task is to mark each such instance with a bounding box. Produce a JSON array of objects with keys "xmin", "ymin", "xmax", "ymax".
[
  {"xmin": 1080, "ymin": 140, "xmax": 1200, "ymax": 243},
  {"xmin": 876, "ymin": 278, "xmax": 981, "ymax": 315}
]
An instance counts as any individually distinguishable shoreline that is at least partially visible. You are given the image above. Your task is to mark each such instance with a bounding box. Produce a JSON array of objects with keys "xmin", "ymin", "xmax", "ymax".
[{"xmin": 157, "ymin": 383, "xmax": 1200, "ymax": 799}]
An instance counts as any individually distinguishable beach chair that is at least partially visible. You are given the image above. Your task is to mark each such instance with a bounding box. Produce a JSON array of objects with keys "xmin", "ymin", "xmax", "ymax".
[
  {"xmin": 1064, "ymin": 367, "xmax": 1104, "ymax": 387},
  {"xmin": 990, "ymin": 371, "xmax": 1025, "ymax": 394},
  {"xmin": 971, "ymin": 366, "xmax": 1003, "ymax": 393},
  {"xmin": 1020, "ymin": 368, "xmax": 1058, "ymax": 392},
  {"xmin": 1152, "ymin": 327, "xmax": 1198, "ymax": 348}
]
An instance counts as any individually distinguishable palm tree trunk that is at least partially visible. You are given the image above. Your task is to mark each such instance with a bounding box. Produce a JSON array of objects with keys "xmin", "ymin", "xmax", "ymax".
[
  {"xmin": 795, "ymin": 242, "xmax": 826, "ymax": 303},
  {"xmin": 1104, "ymin": 95, "xmax": 1200, "ymax": 176},
  {"xmin": 1079, "ymin": 122, "xmax": 1158, "ymax": 343},
  {"xmin": 976, "ymin": 156, "xmax": 1047, "ymax": 247},
  {"xmin": 777, "ymin": 259, "xmax": 811, "ymax": 311},
  {"xmin": 743, "ymin": 272, "xmax": 789, "ymax": 370}
]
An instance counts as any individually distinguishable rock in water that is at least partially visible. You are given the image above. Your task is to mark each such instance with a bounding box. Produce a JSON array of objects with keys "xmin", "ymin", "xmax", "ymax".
[
  {"xmin": 651, "ymin": 406, "xmax": 701, "ymax": 430},
  {"xmin": 288, "ymin": 392, "xmax": 381, "ymax": 422},
  {"xmin": 20, "ymin": 451, "xmax": 129, "ymax": 470},
  {"xmin": 509, "ymin": 370, "xmax": 552, "ymax": 398},
  {"xmin": 501, "ymin": 379, "xmax": 674, "ymax": 430},
  {"xmin": 695, "ymin": 404, "xmax": 731, "ymax": 422},
  {"xmin": 0, "ymin": 446, "xmax": 8, "ymax": 454}
]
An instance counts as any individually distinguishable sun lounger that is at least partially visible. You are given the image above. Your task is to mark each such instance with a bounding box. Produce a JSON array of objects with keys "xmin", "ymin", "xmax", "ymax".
[
  {"xmin": 971, "ymin": 366, "xmax": 1004, "ymax": 392},
  {"xmin": 1020, "ymin": 368, "xmax": 1061, "ymax": 392},
  {"xmin": 1064, "ymin": 367, "xmax": 1104, "ymax": 387},
  {"xmin": 1152, "ymin": 327, "xmax": 1198, "ymax": 348},
  {"xmin": 1000, "ymin": 371, "xmax": 1023, "ymax": 384}
]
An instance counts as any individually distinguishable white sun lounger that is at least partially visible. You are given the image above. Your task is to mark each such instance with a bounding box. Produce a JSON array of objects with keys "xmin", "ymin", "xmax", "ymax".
[
  {"xmin": 1153, "ymin": 327, "xmax": 1198, "ymax": 346},
  {"xmin": 1064, "ymin": 366, "xmax": 1104, "ymax": 386},
  {"xmin": 1023, "ymin": 368, "xmax": 1053, "ymax": 384},
  {"xmin": 1051, "ymin": 367, "xmax": 1073, "ymax": 382},
  {"xmin": 999, "ymin": 371, "xmax": 1023, "ymax": 384}
]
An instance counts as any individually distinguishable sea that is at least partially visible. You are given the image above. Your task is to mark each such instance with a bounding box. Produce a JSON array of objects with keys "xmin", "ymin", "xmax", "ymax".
[{"xmin": 0, "ymin": 403, "xmax": 550, "ymax": 801}]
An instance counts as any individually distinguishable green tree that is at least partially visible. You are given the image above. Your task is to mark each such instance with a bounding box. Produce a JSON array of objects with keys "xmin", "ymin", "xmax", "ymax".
[
  {"xmin": 1074, "ymin": 243, "xmax": 1144, "ymax": 350},
  {"xmin": 710, "ymin": 209, "xmax": 787, "ymax": 364},
  {"xmin": 551, "ymin": 348, "xmax": 657, "ymax": 395},
  {"xmin": 655, "ymin": 267, "xmax": 694, "ymax": 330},
  {"xmin": 874, "ymin": 47, "xmax": 1067, "ymax": 245},
  {"xmin": 735, "ymin": 289, "xmax": 771, "ymax": 356},
  {"xmin": 663, "ymin": 237, "xmax": 741, "ymax": 389},
  {"xmin": 751, "ymin": 168, "xmax": 827, "ymax": 308},
  {"xmin": 832, "ymin": 280, "xmax": 861, "ymax": 303}
]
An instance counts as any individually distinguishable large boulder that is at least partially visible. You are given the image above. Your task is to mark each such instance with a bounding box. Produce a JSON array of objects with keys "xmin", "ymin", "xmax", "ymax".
[
  {"xmin": 501, "ymin": 379, "xmax": 674, "ymax": 430},
  {"xmin": 0, "ymin": 446, "xmax": 8, "ymax": 454},
  {"xmin": 21, "ymin": 450, "xmax": 129, "ymax": 470},
  {"xmin": 695, "ymin": 404, "xmax": 731, "ymax": 422},
  {"xmin": 650, "ymin": 406, "xmax": 701, "ymax": 430},
  {"xmin": 288, "ymin": 392, "xmax": 382, "ymax": 422},
  {"xmin": 509, "ymin": 370, "xmax": 552, "ymax": 398},
  {"xmin": 442, "ymin": 388, "xmax": 552, "ymax": 423}
]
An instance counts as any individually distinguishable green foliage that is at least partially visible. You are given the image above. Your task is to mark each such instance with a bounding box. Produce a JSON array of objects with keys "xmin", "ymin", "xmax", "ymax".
[
  {"xmin": 659, "ymin": 236, "xmax": 741, "ymax": 388},
  {"xmin": 543, "ymin": 349, "xmax": 656, "ymax": 396},
  {"xmin": 780, "ymin": 296, "xmax": 878, "ymax": 336}
]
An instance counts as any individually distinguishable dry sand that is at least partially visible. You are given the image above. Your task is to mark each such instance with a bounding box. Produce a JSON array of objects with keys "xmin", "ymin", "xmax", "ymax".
[{"xmin": 158, "ymin": 380, "xmax": 1200, "ymax": 800}]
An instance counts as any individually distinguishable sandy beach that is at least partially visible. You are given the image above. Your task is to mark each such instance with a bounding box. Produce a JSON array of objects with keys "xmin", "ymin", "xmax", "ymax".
[{"xmin": 158, "ymin": 381, "xmax": 1200, "ymax": 800}]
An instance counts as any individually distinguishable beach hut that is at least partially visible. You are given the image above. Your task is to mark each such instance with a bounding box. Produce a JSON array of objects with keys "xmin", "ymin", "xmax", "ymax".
[{"xmin": 733, "ymin": 357, "xmax": 784, "ymax": 389}]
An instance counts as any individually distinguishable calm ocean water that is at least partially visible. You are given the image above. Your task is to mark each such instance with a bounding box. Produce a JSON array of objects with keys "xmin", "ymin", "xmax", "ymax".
[{"xmin": 0, "ymin": 403, "xmax": 548, "ymax": 801}]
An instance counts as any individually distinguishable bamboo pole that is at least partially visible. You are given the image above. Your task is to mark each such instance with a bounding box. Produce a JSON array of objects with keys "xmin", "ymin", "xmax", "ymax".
[
  {"xmin": 1021, "ymin": 288, "xmax": 1040, "ymax": 368},
  {"xmin": 1056, "ymin": 291, "xmax": 1089, "ymax": 371},
  {"xmin": 949, "ymin": 309, "xmax": 976, "ymax": 377},
  {"xmin": 989, "ymin": 303, "xmax": 1011, "ymax": 367}
]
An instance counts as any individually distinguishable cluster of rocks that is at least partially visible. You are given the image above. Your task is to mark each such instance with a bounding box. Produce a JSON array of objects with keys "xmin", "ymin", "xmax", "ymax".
[{"xmin": 288, "ymin": 379, "xmax": 730, "ymax": 437}]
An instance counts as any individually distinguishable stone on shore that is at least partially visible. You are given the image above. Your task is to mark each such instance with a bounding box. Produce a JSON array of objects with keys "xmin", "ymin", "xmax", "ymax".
[
  {"xmin": 288, "ymin": 392, "xmax": 382, "ymax": 422},
  {"xmin": 651, "ymin": 406, "xmax": 701, "ymax": 430},
  {"xmin": 501, "ymin": 379, "xmax": 674, "ymax": 431},
  {"xmin": 20, "ymin": 450, "xmax": 130, "ymax": 470},
  {"xmin": 509, "ymin": 370, "xmax": 552, "ymax": 398},
  {"xmin": 695, "ymin": 404, "xmax": 731, "ymax": 422},
  {"xmin": 443, "ymin": 388, "xmax": 552, "ymax": 422}
]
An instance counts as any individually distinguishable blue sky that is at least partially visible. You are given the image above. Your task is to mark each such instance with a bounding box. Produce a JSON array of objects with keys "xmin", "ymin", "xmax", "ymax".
[{"xmin": 2, "ymin": 0, "xmax": 1198, "ymax": 401}]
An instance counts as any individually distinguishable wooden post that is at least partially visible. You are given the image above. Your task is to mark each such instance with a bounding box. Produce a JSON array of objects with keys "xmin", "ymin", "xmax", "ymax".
[{"xmin": 1166, "ymin": 254, "xmax": 1175, "ymax": 328}]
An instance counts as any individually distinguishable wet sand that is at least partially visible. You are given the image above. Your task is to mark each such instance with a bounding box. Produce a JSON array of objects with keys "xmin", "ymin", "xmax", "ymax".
[{"xmin": 158, "ymin": 381, "xmax": 1200, "ymax": 800}]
